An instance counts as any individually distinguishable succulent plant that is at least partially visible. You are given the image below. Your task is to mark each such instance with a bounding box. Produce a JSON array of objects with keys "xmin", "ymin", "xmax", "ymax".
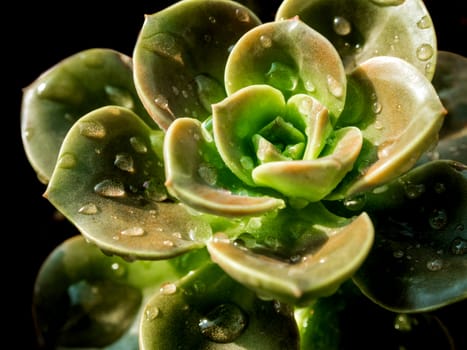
[{"xmin": 21, "ymin": 0, "xmax": 466, "ymax": 348}]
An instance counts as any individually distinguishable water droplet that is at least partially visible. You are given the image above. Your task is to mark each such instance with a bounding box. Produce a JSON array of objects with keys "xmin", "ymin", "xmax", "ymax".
[
  {"xmin": 208, "ymin": 15, "xmax": 216, "ymax": 24},
  {"xmin": 434, "ymin": 182, "xmax": 446, "ymax": 194},
  {"xmin": 145, "ymin": 306, "xmax": 160, "ymax": 320},
  {"xmin": 94, "ymin": 179, "xmax": 126, "ymax": 197},
  {"xmin": 199, "ymin": 303, "xmax": 248, "ymax": 343},
  {"xmin": 111, "ymin": 262, "xmax": 126, "ymax": 277},
  {"xmin": 246, "ymin": 217, "xmax": 262, "ymax": 230},
  {"xmin": 105, "ymin": 85, "xmax": 134, "ymax": 109},
  {"xmin": 57, "ymin": 152, "xmax": 77, "ymax": 169},
  {"xmin": 78, "ymin": 203, "xmax": 99, "ymax": 215},
  {"xmin": 450, "ymin": 237, "xmax": 467, "ymax": 255},
  {"xmin": 428, "ymin": 208, "xmax": 448, "ymax": 230},
  {"xmin": 370, "ymin": 0, "xmax": 405, "ymax": 6},
  {"xmin": 129, "ymin": 136, "xmax": 148, "ymax": 153},
  {"xmin": 417, "ymin": 15, "xmax": 432, "ymax": 29},
  {"xmin": 144, "ymin": 33, "xmax": 183, "ymax": 64},
  {"xmin": 79, "ymin": 120, "xmax": 106, "ymax": 139},
  {"xmin": 426, "ymin": 258, "xmax": 443, "ymax": 271},
  {"xmin": 393, "ymin": 249, "xmax": 404, "ymax": 258},
  {"xmin": 114, "ymin": 153, "xmax": 135, "ymax": 173},
  {"xmin": 240, "ymin": 156, "xmax": 254, "ymax": 170},
  {"xmin": 121, "ymin": 226, "xmax": 145, "ymax": 237},
  {"xmin": 160, "ymin": 282, "xmax": 177, "ymax": 295},
  {"xmin": 416, "ymin": 44, "xmax": 434, "ymax": 61},
  {"xmin": 333, "ymin": 16, "xmax": 351, "ymax": 36},
  {"xmin": 343, "ymin": 193, "xmax": 366, "ymax": 211},
  {"xmin": 404, "ymin": 182, "xmax": 425, "ymax": 199},
  {"xmin": 304, "ymin": 80, "xmax": 316, "ymax": 92},
  {"xmin": 198, "ymin": 164, "xmax": 218, "ymax": 186},
  {"xmin": 326, "ymin": 74, "xmax": 344, "ymax": 98},
  {"xmin": 372, "ymin": 102, "xmax": 382, "ymax": 114},
  {"xmin": 235, "ymin": 8, "xmax": 250, "ymax": 22},
  {"xmin": 394, "ymin": 314, "xmax": 413, "ymax": 332},
  {"xmin": 154, "ymin": 94, "xmax": 169, "ymax": 110},
  {"xmin": 163, "ymin": 239, "xmax": 174, "ymax": 247},
  {"xmin": 259, "ymin": 34, "xmax": 272, "ymax": 48}
]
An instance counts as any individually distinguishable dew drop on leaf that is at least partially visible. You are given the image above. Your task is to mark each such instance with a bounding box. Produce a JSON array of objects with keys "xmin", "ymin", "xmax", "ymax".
[
  {"xmin": 121, "ymin": 226, "xmax": 145, "ymax": 237},
  {"xmin": 199, "ymin": 303, "xmax": 248, "ymax": 343},
  {"xmin": 129, "ymin": 136, "xmax": 148, "ymax": 154},
  {"xmin": 333, "ymin": 16, "xmax": 352, "ymax": 36},
  {"xmin": 57, "ymin": 152, "xmax": 77, "ymax": 169},
  {"xmin": 426, "ymin": 258, "xmax": 443, "ymax": 271},
  {"xmin": 145, "ymin": 306, "xmax": 160, "ymax": 320},
  {"xmin": 416, "ymin": 44, "xmax": 434, "ymax": 61},
  {"xmin": 78, "ymin": 202, "xmax": 99, "ymax": 215},
  {"xmin": 428, "ymin": 208, "xmax": 448, "ymax": 230},
  {"xmin": 450, "ymin": 237, "xmax": 467, "ymax": 255},
  {"xmin": 160, "ymin": 282, "xmax": 177, "ymax": 295},
  {"xmin": 79, "ymin": 120, "xmax": 106, "ymax": 139},
  {"xmin": 259, "ymin": 34, "xmax": 272, "ymax": 48},
  {"xmin": 94, "ymin": 179, "xmax": 126, "ymax": 197},
  {"xmin": 417, "ymin": 15, "xmax": 432, "ymax": 29},
  {"xmin": 114, "ymin": 153, "xmax": 135, "ymax": 173},
  {"xmin": 235, "ymin": 8, "xmax": 250, "ymax": 22}
]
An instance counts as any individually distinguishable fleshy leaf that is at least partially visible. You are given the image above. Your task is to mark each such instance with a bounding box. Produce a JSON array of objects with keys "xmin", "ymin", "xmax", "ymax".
[
  {"xmin": 207, "ymin": 210, "xmax": 374, "ymax": 306},
  {"xmin": 212, "ymin": 84, "xmax": 287, "ymax": 187},
  {"xmin": 276, "ymin": 0, "xmax": 438, "ymax": 79},
  {"xmin": 45, "ymin": 106, "xmax": 211, "ymax": 260},
  {"xmin": 21, "ymin": 48, "xmax": 156, "ymax": 183},
  {"xmin": 33, "ymin": 235, "xmax": 182, "ymax": 349},
  {"xmin": 331, "ymin": 56, "xmax": 446, "ymax": 198},
  {"xmin": 140, "ymin": 263, "xmax": 299, "ymax": 349},
  {"xmin": 353, "ymin": 160, "xmax": 467, "ymax": 312},
  {"xmin": 164, "ymin": 117, "xmax": 285, "ymax": 217},
  {"xmin": 418, "ymin": 51, "xmax": 467, "ymax": 164},
  {"xmin": 252, "ymin": 126, "xmax": 362, "ymax": 201},
  {"xmin": 225, "ymin": 18, "xmax": 346, "ymax": 122},
  {"xmin": 133, "ymin": 0, "xmax": 261, "ymax": 130},
  {"xmin": 296, "ymin": 280, "xmax": 457, "ymax": 349}
]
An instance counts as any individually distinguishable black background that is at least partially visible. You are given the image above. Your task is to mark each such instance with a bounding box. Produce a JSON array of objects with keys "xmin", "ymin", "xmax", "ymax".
[{"xmin": 6, "ymin": 0, "xmax": 466, "ymax": 348}]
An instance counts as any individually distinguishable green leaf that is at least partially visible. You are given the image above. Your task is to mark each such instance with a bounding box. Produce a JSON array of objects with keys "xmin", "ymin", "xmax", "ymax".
[
  {"xmin": 140, "ymin": 263, "xmax": 299, "ymax": 349},
  {"xmin": 164, "ymin": 117, "xmax": 285, "ymax": 217},
  {"xmin": 276, "ymin": 0, "xmax": 438, "ymax": 80},
  {"xmin": 45, "ymin": 106, "xmax": 211, "ymax": 260},
  {"xmin": 33, "ymin": 235, "xmax": 181, "ymax": 349},
  {"xmin": 133, "ymin": 0, "xmax": 261, "ymax": 130},
  {"xmin": 253, "ymin": 126, "xmax": 362, "ymax": 201},
  {"xmin": 225, "ymin": 18, "xmax": 346, "ymax": 122},
  {"xmin": 207, "ymin": 207, "xmax": 374, "ymax": 306},
  {"xmin": 353, "ymin": 160, "xmax": 467, "ymax": 312},
  {"xmin": 330, "ymin": 56, "xmax": 446, "ymax": 198},
  {"xmin": 21, "ymin": 48, "xmax": 156, "ymax": 183}
]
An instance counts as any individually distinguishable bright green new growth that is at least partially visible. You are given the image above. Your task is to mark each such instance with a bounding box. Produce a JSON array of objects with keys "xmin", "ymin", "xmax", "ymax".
[{"xmin": 21, "ymin": 0, "xmax": 466, "ymax": 348}]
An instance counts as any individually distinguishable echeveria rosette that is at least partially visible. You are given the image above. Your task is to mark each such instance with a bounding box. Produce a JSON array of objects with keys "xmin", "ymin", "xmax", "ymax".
[{"xmin": 163, "ymin": 15, "xmax": 445, "ymax": 304}]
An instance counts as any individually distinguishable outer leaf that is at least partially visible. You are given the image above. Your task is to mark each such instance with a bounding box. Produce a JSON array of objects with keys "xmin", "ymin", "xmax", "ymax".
[
  {"xmin": 21, "ymin": 48, "xmax": 156, "ymax": 183},
  {"xmin": 140, "ymin": 263, "xmax": 299, "ymax": 349},
  {"xmin": 133, "ymin": 0, "xmax": 261, "ymax": 130},
  {"xmin": 276, "ymin": 0, "xmax": 438, "ymax": 80},
  {"xmin": 207, "ymin": 210, "xmax": 374, "ymax": 306},
  {"xmin": 353, "ymin": 160, "xmax": 467, "ymax": 312},
  {"xmin": 45, "ymin": 106, "xmax": 211, "ymax": 260},
  {"xmin": 164, "ymin": 117, "xmax": 285, "ymax": 217},
  {"xmin": 331, "ymin": 56, "xmax": 446, "ymax": 198},
  {"xmin": 33, "ymin": 235, "xmax": 182, "ymax": 349},
  {"xmin": 296, "ymin": 280, "xmax": 457, "ymax": 349},
  {"xmin": 418, "ymin": 51, "xmax": 467, "ymax": 164},
  {"xmin": 225, "ymin": 18, "xmax": 346, "ymax": 122}
]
